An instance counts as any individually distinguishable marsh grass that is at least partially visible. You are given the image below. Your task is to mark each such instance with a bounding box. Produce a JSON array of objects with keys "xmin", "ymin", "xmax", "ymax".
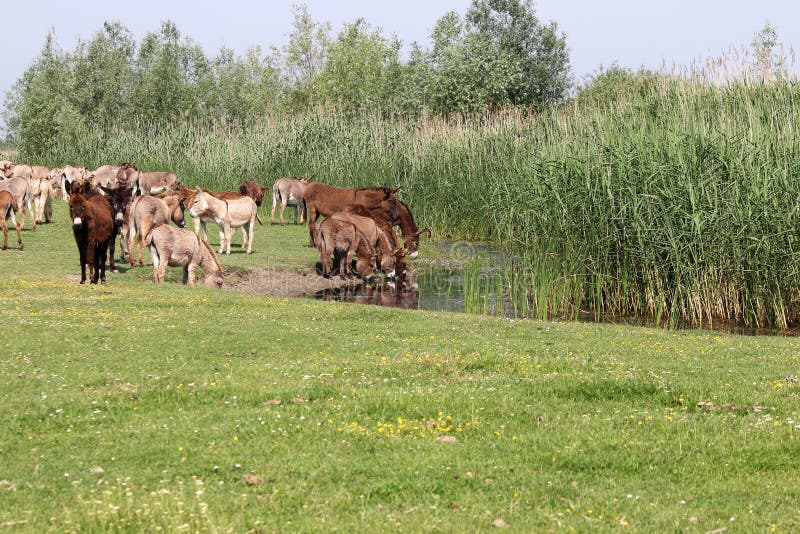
[
  {"xmin": 2, "ymin": 203, "xmax": 800, "ymax": 531},
  {"xmin": 34, "ymin": 76, "xmax": 800, "ymax": 329}
]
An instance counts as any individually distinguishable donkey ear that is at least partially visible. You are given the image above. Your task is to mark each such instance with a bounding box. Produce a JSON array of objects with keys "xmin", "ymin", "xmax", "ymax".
[
  {"xmin": 392, "ymin": 186, "xmax": 402, "ymax": 194},
  {"xmin": 415, "ymin": 228, "xmax": 431, "ymax": 238},
  {"xmin": 195, "ymin": 185, "xmax": 203, "ymax": 194}
]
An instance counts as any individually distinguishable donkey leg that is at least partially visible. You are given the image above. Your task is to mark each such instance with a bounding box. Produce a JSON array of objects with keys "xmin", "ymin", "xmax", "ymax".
[
  {"xmin": 224, "ymin": 224, "xmax": 233, "ymax": 255},
  {"xmin": 307, "ymin": 208, "xmax": 318, "ymax": 246},
  {"xmin": 137, "ymin": 236, "xmax": 145, "ymax": 267},
  {"xmin": 217, "ymin": 224, "xmax": 225, "ymax": 254},
  {"xmin": 150, "ymin": 245, "xmax": 161, "ymax": 283},
  {"xmin": 98, "ymin": 244, "xmax": 108, "ymax": 284},
  {"xmin": 271, "ymin": 195, "xmax": 277, "ymax": 224},
  {"xmin": 2, "ymin": 221, "xmax": 8, "ymax": 250},
  {"xmin": 280, "ymin": 203, "xmax": 286, "ymax": 225},
  {"xmin": 108, "ymin": 231, "xmax": 117, "ymax": 273}
]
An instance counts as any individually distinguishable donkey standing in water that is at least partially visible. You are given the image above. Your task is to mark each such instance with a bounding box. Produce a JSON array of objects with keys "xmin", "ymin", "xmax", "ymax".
[
  {"xmin": 146, "ymin": 224, "xmax": 224, "ymax": 288},
  {"xmin": 271, "ymin": 175, "xmax": 310, "ymax": 225}
]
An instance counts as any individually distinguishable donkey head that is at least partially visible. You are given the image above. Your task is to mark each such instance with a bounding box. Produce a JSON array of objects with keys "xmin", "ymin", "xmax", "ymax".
[
  {"xmin": 188, "ymin": 186, "xmax": 209, "ymax": 218},
  {"xmin": 69, "ymin": 194, "xmax": 88, "ymax": 229},
  {"xmin": 203, "ymin": 273, "xmax": 224, "ymax": 289},
  {"xmin": 101, "ymin": 185, "xmax": 133, "ymax": 227}
]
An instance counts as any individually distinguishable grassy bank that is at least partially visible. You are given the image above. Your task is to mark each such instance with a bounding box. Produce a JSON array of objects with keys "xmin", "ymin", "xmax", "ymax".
[
  {"xmin": 32, "ymin": 77, "xmax": 800, "ymax": 328},
  {"xmin": 1, "ymin": 202, "xmax": 800, "ymax": 531}
]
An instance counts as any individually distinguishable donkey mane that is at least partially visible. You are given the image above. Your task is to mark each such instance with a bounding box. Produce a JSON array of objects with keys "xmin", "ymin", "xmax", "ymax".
[{"xmin": 199, "ymin": 235, "xmax": 223, "ymax": 273}]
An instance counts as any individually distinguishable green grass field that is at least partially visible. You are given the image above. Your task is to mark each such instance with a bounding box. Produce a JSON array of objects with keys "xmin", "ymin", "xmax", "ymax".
[{"xmin": 2, "ymin": 201, "xmax": 800, "ymax": 532}]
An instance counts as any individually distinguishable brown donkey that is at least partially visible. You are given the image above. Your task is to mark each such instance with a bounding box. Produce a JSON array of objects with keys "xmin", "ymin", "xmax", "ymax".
[
  {"xmin": 315, "ymin": 217, "xmax": 376, "ymax": 279},
  {"xmin": 69, "ymin": 187, "xmax": 114, "ymax": 284},
  {"xmin": 146, "ymin": 224, "xmax": 224, "ymax": 288},
  {"xmin": 302, "ymin": 182, "xmax": 398, "ymax": 246},
  {"xmin": 0, "ymin": 190, "xmax": 23, "ymax": 250}
]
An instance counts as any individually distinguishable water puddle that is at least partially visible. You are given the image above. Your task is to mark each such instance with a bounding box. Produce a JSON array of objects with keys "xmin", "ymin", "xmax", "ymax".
[{"xmin": 307, "ymin": 241, "xmax": 797, "ymax": 336}]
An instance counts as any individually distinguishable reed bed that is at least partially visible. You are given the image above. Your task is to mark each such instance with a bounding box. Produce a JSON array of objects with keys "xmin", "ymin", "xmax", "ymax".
[{"xmin": 37, "ymin": 77, "xmax": 800, "ymax": 328}]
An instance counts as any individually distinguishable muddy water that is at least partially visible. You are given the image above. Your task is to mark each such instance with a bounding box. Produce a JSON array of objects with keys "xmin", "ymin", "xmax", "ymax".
[
  {"xmin": 311, "ymin": 242, "xmax": 797, "ymax": 337},
  {"xmin": 314, "ymin": 241, "xmax": 507, "ymax": 314}
]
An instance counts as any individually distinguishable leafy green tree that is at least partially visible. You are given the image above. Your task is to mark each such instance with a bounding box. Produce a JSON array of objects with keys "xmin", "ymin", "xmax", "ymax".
[
  {"xmin": 279, "ymin": 3, "xmax": 330, "ymax": 110},
  {"xmin": 130, "ymin": 21, "xmax": 211, "ymax": 121},
  {"xmin": 72, "ymin": 21, "xmax": 135, "ymax": 123},
  {"xmin": 318, "ymin": 19, "xmax": 402, "ymax": 113},
  {"xmin": 466, "ymin": 0, "xmax": 571, "ymax": 107},
  {"xmin": 208, "ymin": 45, "xmax": 281, "ymax": 121},
  {"xmin": 7, "ymin": 30, "xmax": 80, "ymax": 154},
  {"xmin": 425, "ymin": 0, "xmax": 571, "ymax": 114},
  {"xmin": 394, "ymin": 43, "xmax": 432, "ymax": 115},
  {"xmin": 426, "ymin": 11, "xmax": 521, "ymax": 114},
  {"xmin": 751, "ymin": 21, "xmax": 785, "ymax": 81}
]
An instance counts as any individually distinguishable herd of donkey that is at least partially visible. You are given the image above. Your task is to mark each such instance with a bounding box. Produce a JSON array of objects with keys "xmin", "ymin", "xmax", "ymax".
[{"xmin": 0, "ymin": 160, "xmax": 429, "ymax": 289}]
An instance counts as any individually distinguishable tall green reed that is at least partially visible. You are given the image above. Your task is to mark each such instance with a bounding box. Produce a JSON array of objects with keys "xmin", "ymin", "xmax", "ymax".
[{"xmin": 35, "ymin": 79, "xmax": 800, "ymax": 328}]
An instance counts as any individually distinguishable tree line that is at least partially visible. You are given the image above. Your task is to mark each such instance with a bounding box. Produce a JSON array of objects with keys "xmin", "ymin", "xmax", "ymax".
[{"xmin": 2, "ymin": 0, "xmax": 572, "ymax": 154}]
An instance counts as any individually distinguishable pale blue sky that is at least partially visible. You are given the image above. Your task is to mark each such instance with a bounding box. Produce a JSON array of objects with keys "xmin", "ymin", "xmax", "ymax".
[{"xmin": 2, "ymin": 0, "xmax": 798, "ymax": 101}]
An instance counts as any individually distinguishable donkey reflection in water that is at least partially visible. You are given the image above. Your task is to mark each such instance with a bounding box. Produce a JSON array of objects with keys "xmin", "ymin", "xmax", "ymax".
[{"xmin": 145, "ymin": 224, "xmax": 224, "ymax": 288}]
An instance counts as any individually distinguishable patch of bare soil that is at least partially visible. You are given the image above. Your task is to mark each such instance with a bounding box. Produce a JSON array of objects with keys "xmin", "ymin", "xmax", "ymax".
[{"xmin": 226, "ymin": 266, "xmax": 363, "ymax": 297}]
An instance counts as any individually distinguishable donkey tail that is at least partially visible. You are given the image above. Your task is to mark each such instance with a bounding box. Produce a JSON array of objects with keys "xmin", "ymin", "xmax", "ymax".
[
  {"xmin": 272, "ymin": 181, "xmax": 284, "ymax": 208},
  {"xmin": 143, "ymin": 222, "xmax": 164, "ymax": 247},
  {"xmin": 10, "ymin": 195, "xmax": 20, "ymax": 217}
]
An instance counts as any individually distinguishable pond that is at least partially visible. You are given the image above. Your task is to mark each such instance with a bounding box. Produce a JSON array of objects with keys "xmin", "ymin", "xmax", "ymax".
[
  {"xmin": 312, "ymin": 241, "xmax": 797, "ymax": 337},
  {"xmin": 315, "ymin": 241, "xmax": 523, "ymax": 315}
]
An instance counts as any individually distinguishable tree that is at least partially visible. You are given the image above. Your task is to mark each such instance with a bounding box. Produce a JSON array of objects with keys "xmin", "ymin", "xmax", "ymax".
[
  {"xmin": 279, "ymin": 3, "xmax": 330, "ymax": 110},
  {"xmin": 466, "ymin": 0, "xmax": 571, "ymax": 108},
  {"xmin": 72, "ymin": 21, "xmax": 136, "ymax": 122},
  {"xmin": 318, "ymin": 19, "xmax": 402, "ymax": 113},
  {"xmin": 426, "ymin": 10, "xmax": 522, "ymax": 114},
  {"xmin": 751, "ymin": 21, "xmax": 785, "ymax": 81},
  {"xmin": 424, "ymin": 0, "xmax": 571, "ymax": 114},
  {"xmin": 208, "ymin": 45, "xmax": 281, "ymax": 121},
  {"xmin": 9, "ymin": 30, "xmax": 80, "ymax": 154},
  {"xmin": 129, "ymin": 20, "xmax": 211, "ymax": 121}
]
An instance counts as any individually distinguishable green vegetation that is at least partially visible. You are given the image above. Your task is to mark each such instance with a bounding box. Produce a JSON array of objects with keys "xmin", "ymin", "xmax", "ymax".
[
  {"xmin": 2, "ymin": 0, "xmax": 570, "ymax": 153},
  {"xmin": 33, "ymin": 71, "xmax": 800, "ymax": 329},
  {"xmin": 2, "ymin": 203, "xmax": 800, "ymax": 531},
  {"xmin": 4, "ymin": 6, "xmax": 796, "ymax": 329}
]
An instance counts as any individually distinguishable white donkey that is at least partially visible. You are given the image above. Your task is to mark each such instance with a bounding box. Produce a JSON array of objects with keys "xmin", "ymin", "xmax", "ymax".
[{"xmin": 188, "ymin": 186, "xmax": 257, "ymax": 255}]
